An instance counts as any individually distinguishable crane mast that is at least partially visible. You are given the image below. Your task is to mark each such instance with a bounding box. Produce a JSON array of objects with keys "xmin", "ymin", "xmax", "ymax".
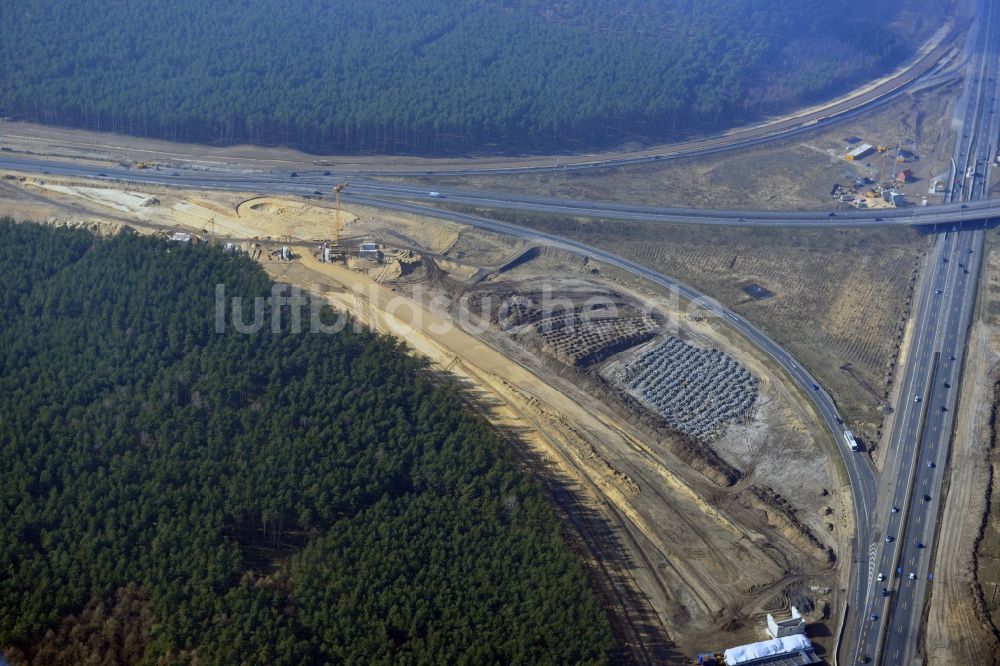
[{"xmin": 333, "ymin": 182, "xmax": 348, "ymax": 245}]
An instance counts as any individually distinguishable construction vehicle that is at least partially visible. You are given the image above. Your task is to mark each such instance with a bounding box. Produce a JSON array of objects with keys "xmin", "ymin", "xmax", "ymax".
[
  {"xmin": 876, "ymin": 145, "xmax": 889, "ymax": 153},
  {"xmin": 135, "ymin": 161, "xmax": 152, "ymax": 169}
]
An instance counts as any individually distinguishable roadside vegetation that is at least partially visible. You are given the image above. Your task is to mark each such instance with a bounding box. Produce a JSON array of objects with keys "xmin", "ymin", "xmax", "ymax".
[
  {"xmin": 0, "ymin": 220, "xmax": 614, "ymax": 664},
  {"xmin": 0, "ymin": 0, "xmax": 935, "ymax": 155}
]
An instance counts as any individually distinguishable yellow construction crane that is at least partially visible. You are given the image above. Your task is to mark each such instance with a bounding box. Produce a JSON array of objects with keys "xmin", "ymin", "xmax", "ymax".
[{"xmin": 332, "ymin": 182, "xmax": 348, "ymax": 245}]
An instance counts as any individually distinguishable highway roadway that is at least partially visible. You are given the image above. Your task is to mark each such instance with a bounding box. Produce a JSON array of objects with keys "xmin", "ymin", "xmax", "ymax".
[
  {"xmin": 0, "ymin": 17, "xmax": 958, "ymax": 181},
  {"xmin": 346, "ymin": 191, "xmax": 880, "ymax": 526},
  {"xmin": 2, "ymin": 155, "xmax": 999, "ymax": 229},
  {"xmin": 0, "ymin": 7, "xmax": 993, "ymax": 661},
  {"xmin": 0, "ymin": 150, "xmax": 884, "ymax": 659},
  {"xmin": 846, "ymin": 0, "xmax": 1000, "ymax": 662},
  {"xmin": 303, "ymin": 20, "xmax": 963, "ymax": 177}
]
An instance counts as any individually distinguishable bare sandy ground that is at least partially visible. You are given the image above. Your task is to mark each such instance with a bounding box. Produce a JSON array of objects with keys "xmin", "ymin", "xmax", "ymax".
[
  {"xmin": 924, "ymin": 235, "xmax": 1000, "ymax": 664},
  {"xmin": 272, "ymin": 253, "xmax": 846, "ymax": 656},
  {"xmin": 0, "ymin": 176, "xmax": 848, "ymax": 660},
  {"xmin": 924, "ymin": 323, "xmax": 1000, "ymax": 663}
]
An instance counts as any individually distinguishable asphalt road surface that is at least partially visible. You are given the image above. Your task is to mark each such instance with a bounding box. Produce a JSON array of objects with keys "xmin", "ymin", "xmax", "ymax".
[
  {"xmin": 847, "ymin": 0, "xmax": 1000, "ymax": 661},
  {"xmin": 347, "ymin": 191, "xmax": 880, "ymax": 575},
  {"xmin": 0, "ymin": 148, "xmax": 890, "ymax": 666},
  {"xmin": 1, "ymin": 155, "xmax": 999, "ymax": 229},
  {"xmin": 0, "ymin": 8, "xmax": 992, "ymax": 661},
  {"xmin": 316, "ymin": 20, "xmax": 961, "ymax": 178}
]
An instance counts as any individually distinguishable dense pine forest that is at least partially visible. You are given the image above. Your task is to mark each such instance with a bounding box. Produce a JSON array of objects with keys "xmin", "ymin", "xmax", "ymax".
[
  {"xmin": 0, "ymin": 220, "xmax": 614, "ymax": 664},
  {"xmin": 0, "ymin": 0, "xmax": 935, "ymax": 155}
]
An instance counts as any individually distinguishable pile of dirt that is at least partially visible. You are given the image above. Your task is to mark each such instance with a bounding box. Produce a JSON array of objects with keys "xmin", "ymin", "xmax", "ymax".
[
  {"xmin": 46, "ymin": 218, "xmax": 132, "ymax": 237},
  {"xmin": 748, "ymin": 486, "xmax": 834, "ymax": 563}
]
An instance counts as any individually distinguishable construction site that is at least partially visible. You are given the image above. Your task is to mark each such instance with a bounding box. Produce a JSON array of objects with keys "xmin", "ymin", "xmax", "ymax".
[{"xmin": 0, "ymin": 171, "xmax": 852, "ymax": 661}]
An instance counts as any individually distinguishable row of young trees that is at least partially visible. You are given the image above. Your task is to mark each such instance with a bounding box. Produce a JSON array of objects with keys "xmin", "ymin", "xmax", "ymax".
[
  {"xmin": 0, "ymin": 0, "xmax": 914, "ymax": 154},
  {"xmin": 0, "ymin": 220, "xmax": 614, "ymax": 664}
]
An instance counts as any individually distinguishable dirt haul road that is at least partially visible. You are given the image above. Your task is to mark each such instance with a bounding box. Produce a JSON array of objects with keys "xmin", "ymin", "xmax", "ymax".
[
  {"xmin": 265, "ymin": 252, "xmax": 844, "ymax": 659},
  {"xmin": 0, "ymin": 176, "xmax": 848, "ymax": 660}
]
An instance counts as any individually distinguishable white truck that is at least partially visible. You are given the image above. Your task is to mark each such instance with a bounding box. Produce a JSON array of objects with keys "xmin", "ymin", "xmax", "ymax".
[{"xmin": 844, "ymin": 430, "xmax": 859, "ymax": 452}]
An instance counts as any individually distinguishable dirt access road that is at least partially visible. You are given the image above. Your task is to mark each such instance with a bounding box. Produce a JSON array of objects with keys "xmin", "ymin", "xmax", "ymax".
[
  {"xmin": 268, "ymin": 251, "xmax": 848, "ymax": 659},
  {"xmin": 0, "ymin": 176, "xmax": 850, "ymax": 661}
]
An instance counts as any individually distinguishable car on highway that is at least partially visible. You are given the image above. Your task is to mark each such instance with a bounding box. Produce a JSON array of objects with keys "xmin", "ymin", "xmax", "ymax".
[
  {"xmin": 313, "ymin": 190, "xmax": 323, "ymax": 196},
  {"xmin": 877, "ymin": 572, "xmax": 885, "ymax": 582},
  {"xmin": 927, "ymin": 461, "xmax": 935, "ymax": 468},
  {"xmin": 909, "ymin": 572, "xmax": 916, "ymax": 580},
  {"xmin": 914, "ymin": 395, "xmax": 922, "ymax": 402},
  {"xmin": 323, "ymin": 171, "xmax": 332, "ymax": 176},
  {"xmin": 916, "ymin": 541, "xmax": 925, "ymax": 548},
  {"xmin": 428, "ymin": 191, "xmax": 443, "ymax": 198},
  {"xmin": 811, "ymin": 383, "xmax": 819, "ymax": 390},
  {"xmin": 934, "ymin": 289, "xmax": 942, "ymax": 294},
  {"xmin": 891, "ymin": 506, "xmax": 899, "ymax": 513},
  {"xmin": 923, "ymin": 493, "xmax": 931, "ymax": 502},
  {"xmin": 170, "ymin": 171, "xmax": 179, "ymax": 176},
  {"xmin": 885, "ymin": 535, "xmax": 894, "ymax": 543},
  {"xmin": 961, "ymin": 203, "xmax": 968, "ymax": 208},
  {"xmin": 882, "ymin": 587, "xmax": 890, "ymax": 597},
  {"xmin": 828, "ymin": 212, "xmax": 836, "ymax": 217},
  {"xmin": 874, "ymin": 217, "xmax": 882, "ymax": 221},
  {"xmin": 870, "ymin": 614, "xmax": 878, "ymax": 621},
  {"xmin": 290, "ymin": 172, "xmax": 299, "ymax": 177}
]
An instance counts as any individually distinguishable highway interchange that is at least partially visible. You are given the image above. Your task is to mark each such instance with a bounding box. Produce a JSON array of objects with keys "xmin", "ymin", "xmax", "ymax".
[
  {"xmin": 3, "ymin": 154, "xmax": 1000, "ymax": 229},
  {"xmin": 0, "ymin": 5, "xmax": 998, "ymax": 663}
]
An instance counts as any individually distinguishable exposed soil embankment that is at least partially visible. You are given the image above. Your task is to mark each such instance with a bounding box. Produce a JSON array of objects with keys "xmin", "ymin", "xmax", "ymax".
[
  {"xmin": 748, "ymin": 486, "xmax": 834, "ymax": 563},
  {"xmin": 1, "ymin": 178, "xmax": 848, "ymax": 661}
]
